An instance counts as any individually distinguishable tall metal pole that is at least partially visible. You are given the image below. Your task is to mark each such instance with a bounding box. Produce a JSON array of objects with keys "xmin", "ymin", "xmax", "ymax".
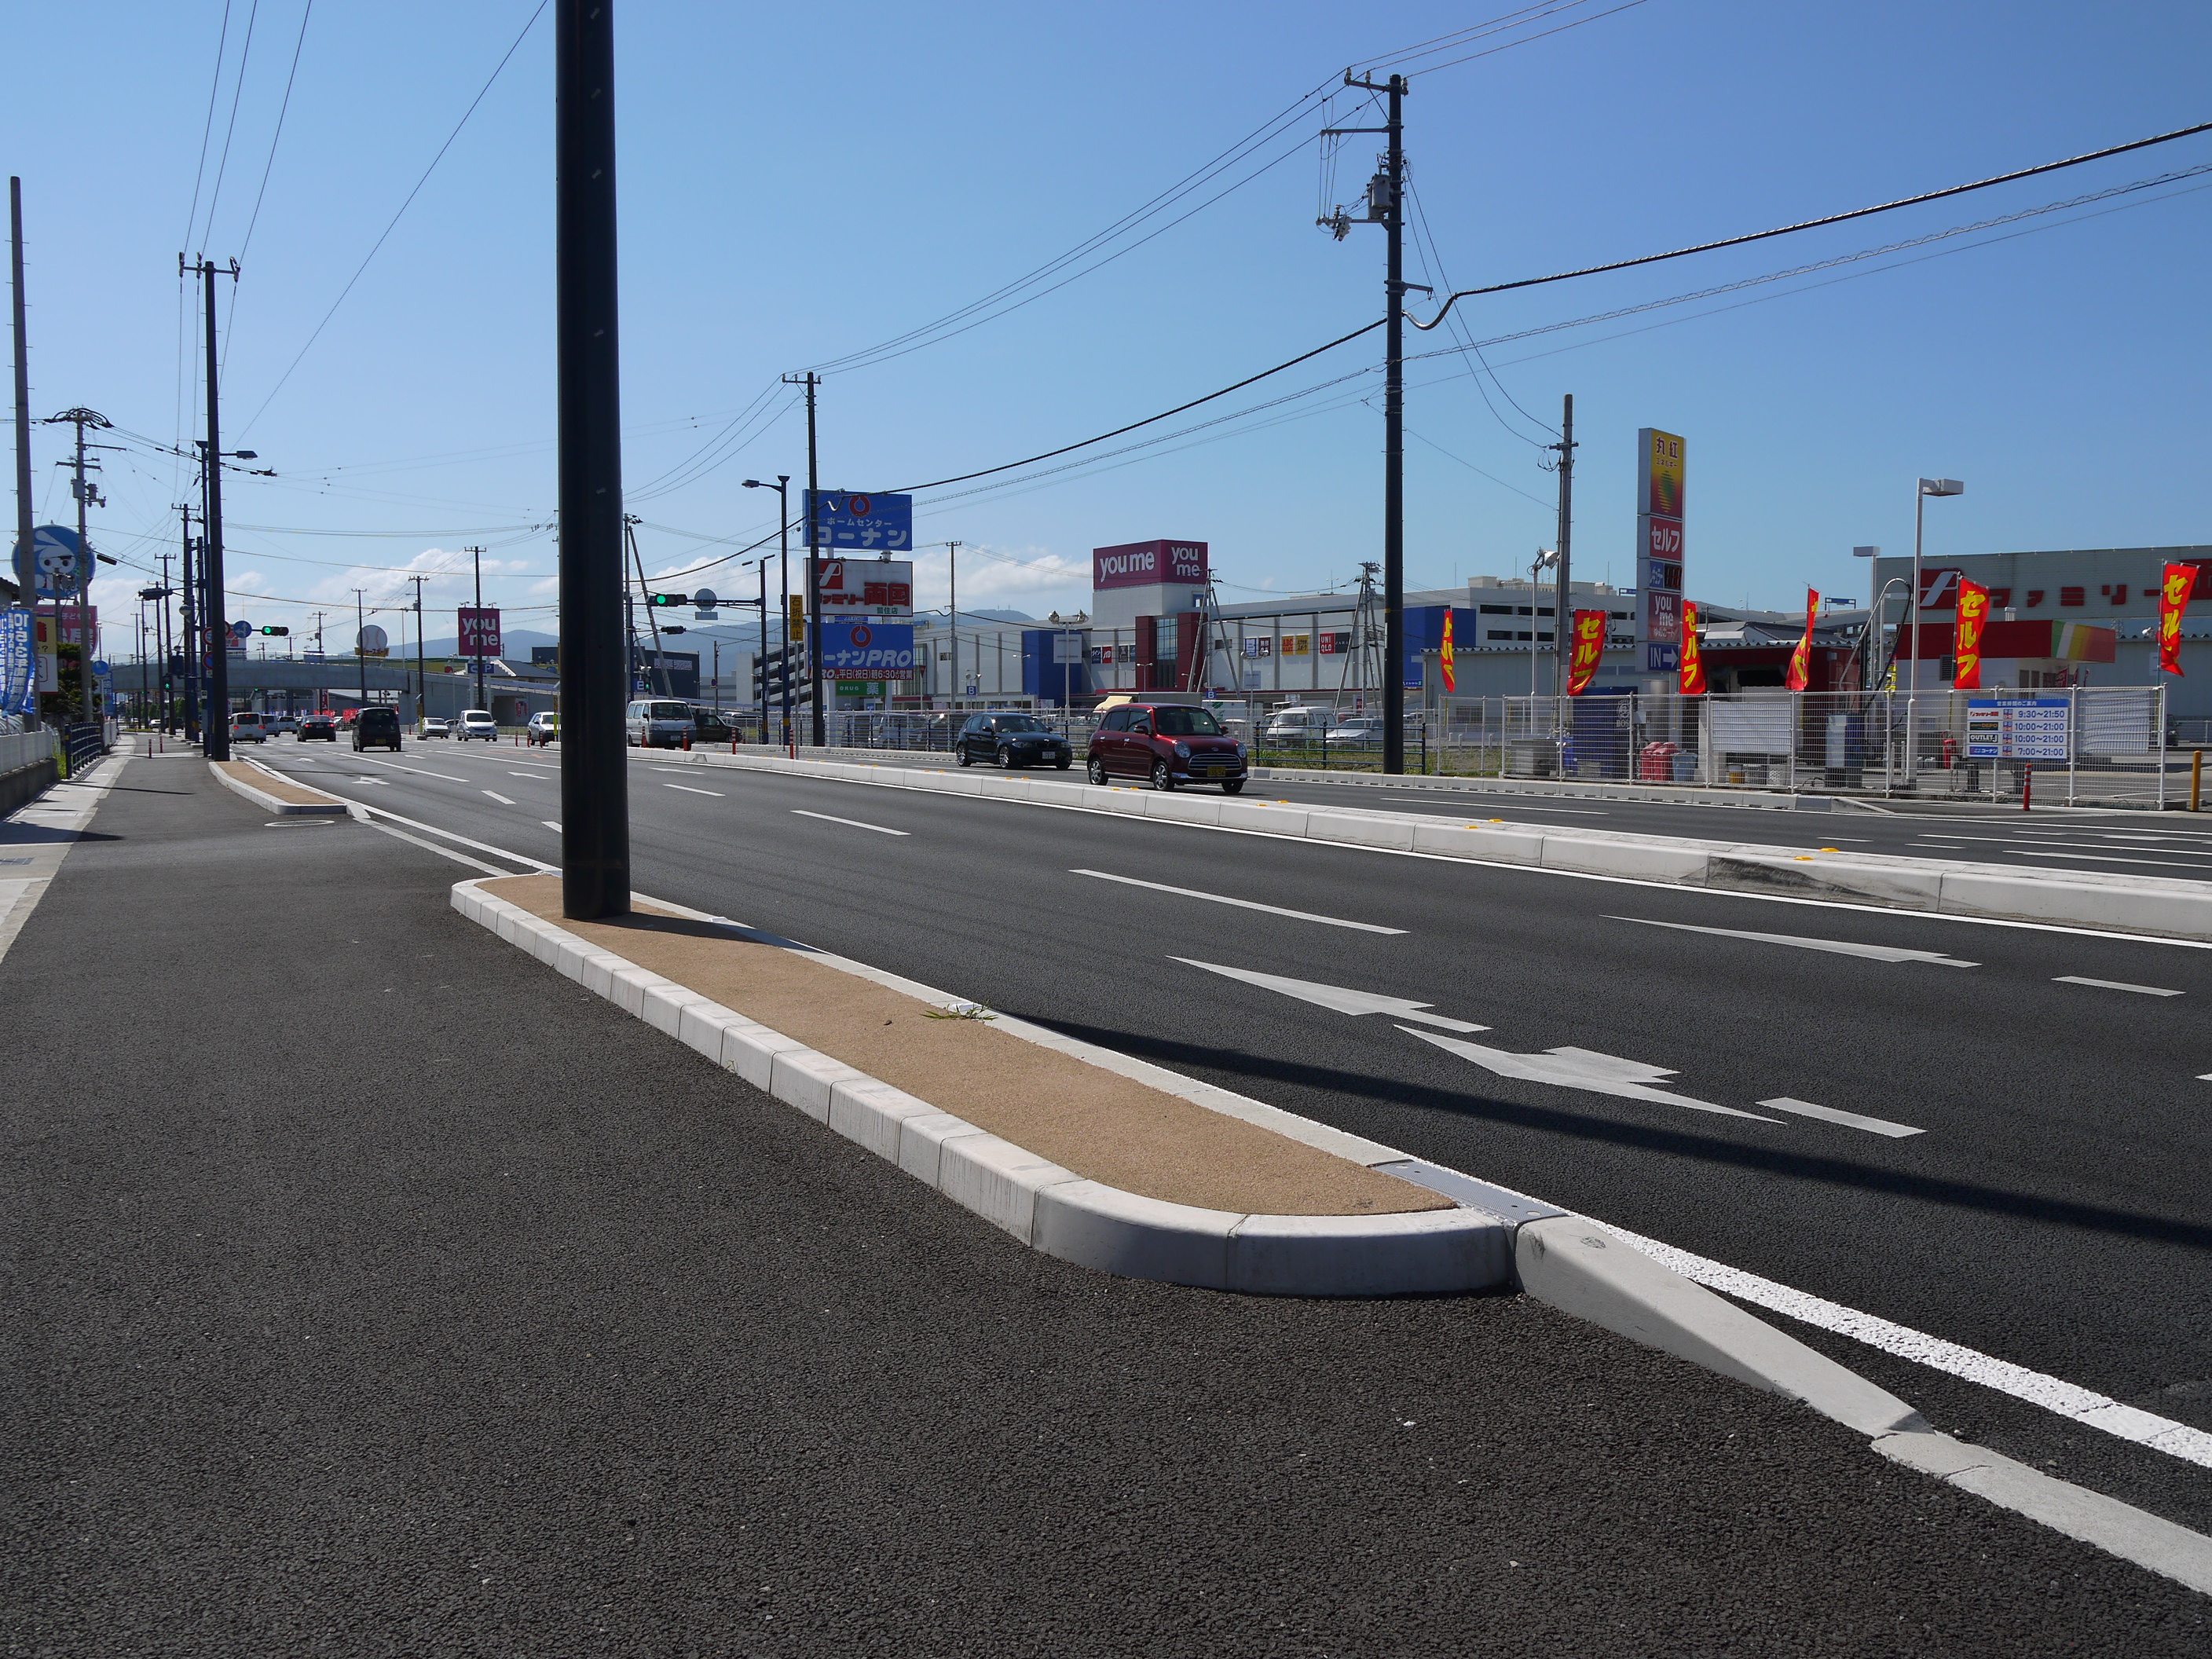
[
  {"xmin": 777, "ymin": 475, "xmax": 790, "ymax": 743},
  {"xmin": 9, "ymin": 179, "xmax": 32, "ymax": 673},
  {"xmin": 469, "ymin": 542, "xmax": 488, "ymax": 710},
  {"xmin": 1909, "ymin": 486, "xmax": 1925, "ymax": 702},
  {"xmin": 556, "ymin": 0, "xmax": 630, "ymax": 917},
  {"xmin": 756, "ymin": 554, "xmax": 767, "ymax": 739},
  {"xmin": 71, "ymin": 416, "xmax": 90, "ymax": 720},
  {"xmin": 411, "ymin": 573, "xmax": 427, "ymax": 725},
  {"xmin": 800, "ymin": 375, "xmax": 824, "ymax": 747},
  {"xmin": 355, "ymin": 588, "xmax": 368, "ymax": 708},
  {"xmin": 947, "ymin": 540, "xmax": 958, "ymax": 704},
  {"xmin": 1551, "ymin": 393, "xmax": 1576, "ymax": 694},
  {"xmin": 180, "ymin": 508, "xmax": 200, "ymax": 739},
  {"xmin": 1380, "ymin": 75, "xmax": 1407, "ymax": 775},
  {"xmin": 197, "ymin": 260, "xmax": 233, "ymax": 760}
]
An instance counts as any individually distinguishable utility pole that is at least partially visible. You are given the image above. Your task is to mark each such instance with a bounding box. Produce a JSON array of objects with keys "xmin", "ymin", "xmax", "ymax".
[
  {"xmin": 353, "ymin": 589, "xmax": 369, "ymax": 709},
  {"xmin": 408, "ymin": 576, "xmax": 427, "ymax": 726},
  {"xmin": 309, "ymin": 608, "xmax": 328, "ymax": 712},
  {"xmin": 48, "ymin": 408, "xmax": 110, "ymax": 721},
  {"xmin": 185, "ymin": 255, "xmax": 239, "ymax": 759},
  {"xmin": 155, "ymin": 548, "xmax": 175, "ymax": 731},
  {"xmin": 784, "ymin": 371, "xmax": 823, "ymax": 747},
  {"xmin": 946, "ymin": 540, "xmax": 959, "ymax": 705},
  {"xmin": 756, "ymin": 555, "xmax": 767, "ymax": 740},
  {"xmin": 179, "ymin": 507, "xmax": 200, "ymax": 739},
  {"xmin": 10, "ymin": 178, "xmax": 34, "ymax": 701},
  {"xmin": 623, "ymin": 517, "xmax": 669, "ymax": 698},
  {"xmin": 1551, "ymin": 394, "xmax": 1577, "ymax": 695},
  {"xmin": 1322, "ymin": 74, "xmax": 1412, "ymax": 773}
]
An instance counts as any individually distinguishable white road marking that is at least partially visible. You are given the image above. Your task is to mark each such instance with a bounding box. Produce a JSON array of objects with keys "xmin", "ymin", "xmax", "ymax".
[
  {"xmin": 350, "ymin": 755, "xmax": 467, "ymax": 783},
  {"xmin": 509, "ymin": 769, "xmax": 553, "ymax": 778},
  {"xmin": 793, "ymin": 808, "xmax": 907, "ymax": 836},
  {"xmin": 1759, "ymin": 1096, "xmax": 1926, "ymax": 1138},
  {"xmin": 2003, "ymin": 848, "xmax": 2212, "ymax": 871},
  {"xmin": 543, "ymin": 820, "xmax": 562, "ymax": 832},
  {"xmin": 2053, "ymin": 975, "xmax": 2184, "ymax": 997},
  {"xmin": 1171, "ymin": 957, "xmax": 1485, "ymax": 1031},
  {"xmin": 665, "ymin": 783, "xmax": 725, "ymax": 797},
  {"xmin": 1610, "ymin": 915, "xmax": 1977, "ymax": 967},
  {"xmin": 483, "ymin": 790, "xmax": 515, "ymax": 805},
  {"xmin": 1402, "ymin": 1027, "xmax": 1782, "ymax": 1122},
  {"xmin": 1070, "ymin": 868, "xmax": 1404, "ymax": 933},
  {"xmin": 1609, "ymin": 1221, "xmax": 2212, "ymax": 1470},
  {"xmin": 1380, "ymin": 794, "xmax": 1608, "ymax": 815}
]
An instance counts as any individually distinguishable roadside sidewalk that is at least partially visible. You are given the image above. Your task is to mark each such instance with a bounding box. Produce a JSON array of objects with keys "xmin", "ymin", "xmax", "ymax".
[{"xmin": 4, "ymin": 758, "xmax": 2206, "ymax": 1654}]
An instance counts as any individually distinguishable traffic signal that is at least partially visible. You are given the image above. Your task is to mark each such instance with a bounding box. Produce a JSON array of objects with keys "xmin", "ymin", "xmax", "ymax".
[
  {"xmin": 257, "ymin": 625, "xmax": 290, "ymax": 636},
  {"xmin": 647, "ymin": 592, "xmax": 688, "ymax": 608}
]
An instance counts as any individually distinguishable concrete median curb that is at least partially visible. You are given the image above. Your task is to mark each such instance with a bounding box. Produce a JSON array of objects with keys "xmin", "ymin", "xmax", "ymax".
[
  {"xmin": 449, "ymin": 877, "xmax": 1513, "ymax": 1297},
  {"xmin": 648, "ymin": 750, "xmax": 2212, "ymax": 941},
  {"xmin": 211, "ymin": 759, "xmax": 350, "ymax": 815}
]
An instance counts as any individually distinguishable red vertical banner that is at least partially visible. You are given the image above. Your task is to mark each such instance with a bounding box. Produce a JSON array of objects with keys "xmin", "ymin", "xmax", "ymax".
[
  {"xmin": 2159, "ymin": 562, "xmax": 2199, "ymax": 675},
  {"xmin": 1952, "ymin": 578, "xmax": 1989, "ymax": 690},
  {"xmin": 1784, "ymin": 588, "xmax": 1818, "ymax": 690},
  {"xmin": 1440, "ymin": 608, "xmax": 1456, "ymax": 693},
  {"xmin": 1678, "ymin": 601, "xmax": 1705, "ymax": 694},
  {"xmin": 1566, "ymin": 609, "xmax": 1606, "ymax": 694}
]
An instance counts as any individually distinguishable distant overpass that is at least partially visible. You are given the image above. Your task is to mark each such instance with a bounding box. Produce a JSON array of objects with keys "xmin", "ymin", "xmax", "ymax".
[{"xmin": 108, "ymin": 657, "xmax": 558, "ymax": 725}]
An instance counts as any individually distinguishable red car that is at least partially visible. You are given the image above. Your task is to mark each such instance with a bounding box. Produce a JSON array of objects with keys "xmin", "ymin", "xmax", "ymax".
[{"xmin": 1086, "ymin": 699, "xmax": 1247, "ymax": 793}]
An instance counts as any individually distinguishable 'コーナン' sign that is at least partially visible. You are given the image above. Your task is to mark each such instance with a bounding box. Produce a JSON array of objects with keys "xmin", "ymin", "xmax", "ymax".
[{"xmin": 1092, "ymin": 539, "xmax": 1207, "ymax": 591}]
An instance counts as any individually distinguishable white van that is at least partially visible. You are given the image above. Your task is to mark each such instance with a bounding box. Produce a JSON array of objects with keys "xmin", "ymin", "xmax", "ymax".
[
  {"xmin": 624, "ymin": 699, "xmax": 693, "ymax": 749},
  {"xmin": 1261, "ymin": 705, "xmax": 1332, "ymax": 745}
]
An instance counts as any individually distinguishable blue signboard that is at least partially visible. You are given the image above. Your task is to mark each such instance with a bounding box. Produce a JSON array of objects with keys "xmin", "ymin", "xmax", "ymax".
[
  {"xmin": 16, "ymin": 524, "xmax": 86, "ymax": 600},
  {"xmin": 1965, "ymin": 698, "xmax": 2069, "ymax": 761},
  {"xmin": 817, "ymin": 620, "xmax": 915, "ymax": 676},
  {"xmin": 806, "ymin": 489, "xmax": 913, "ymax": 552},
  {"xmin": 0, "ymin": 610, "xmax": 34, "ymax": 713}
]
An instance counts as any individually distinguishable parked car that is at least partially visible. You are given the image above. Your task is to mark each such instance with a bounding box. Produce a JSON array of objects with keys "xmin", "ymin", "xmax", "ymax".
[
  {"xmin": 624, "ymin": 698, "xmax": 693, "ymax": 748},
  {"xmin": 526, "ymin": 711, "xmax": 559, "ymax": 746},
  {"xmin": 419, "ymin": 717, "xmax": 452, "ymax": 739},
  {"xmin": 1261, "ymin": 705, "xmax": 1332, "ymax": 746},
  {"xmin": 1086, "ymin": 699, "xmax": 1247, "ymax": 792},
  {"xmin": 352, "ymin": 705, "xmax": 402, "ymax": 753},
  {"xmin": 956, "ymin": 712, "xmax": 1073, "ymax": 770},
  {"xmin": 456, "ymin": 709, "xmax": 499, "ymax": 742},
  {"xmin": 690, "ymin": 705, "xmax": 734, "ymax": 744},
  {"xmin": 1324, "ymin": 715, "xmax": 1384, "ymax": 746},
  {"xmin": 300, "ymin": 714, "xmax": 338, "ymax": 742},
  {"xmin": 228, "ymin": 711, "xmax": 272, "ymax": 744}
]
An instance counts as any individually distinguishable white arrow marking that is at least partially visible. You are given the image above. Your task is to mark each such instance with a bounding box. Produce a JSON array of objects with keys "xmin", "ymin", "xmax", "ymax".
[
  {"xmin": 1760, "ymin": 1097, "xmax": 1925, "ymax": 1138},
  {"xmin": 1402, "ymin": 1027, "xmax": 1783, "ymax": 1122},
  {"xmin": 1610, "ymin": 915, "xmax": 1978, "ymax": 967},
  {"xmin": 1172, "ymin": 957, "xmax": 1485, "ymax": 1031}
]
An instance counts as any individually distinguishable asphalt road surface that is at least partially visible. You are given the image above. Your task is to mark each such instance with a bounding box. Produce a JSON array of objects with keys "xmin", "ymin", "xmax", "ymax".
[
  {"xmin": 13, "ymin": 758, "xmax": 2210, "ymax": 1653},
  {"xmin": 249, "ymin": 736, "xmax": 2212, "ymax": 1544}
]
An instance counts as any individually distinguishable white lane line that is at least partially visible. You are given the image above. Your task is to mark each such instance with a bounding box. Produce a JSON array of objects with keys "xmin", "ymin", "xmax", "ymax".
[
  {"xmin": 1172, "ymin": 957, "xmax": 1485, "ymax": 1031},
  {"xmin": 543, "ymin": 819, "xmax": 562, "ymax": 832},
  {"xmin": 1610, "ymin": 915, "xmax": 1977, "ymax": 967},
  {"xmin": 483, "ymin": 790, "xmax": 516, "ymax": 805},
  {"xmin": 665, "ymin": 783, "xmax": 725, "ymax": 797},
  {"xmin": 508, "ymin": 769, "xmax": 553, "ymax": 778},
  {"xmin": 1380, "ymin": 794, "xmax": 1609, "ymax": 815},
  {"xmin": 1071, "ymin": 867, "xmax": 1404, "ymax": 933},
  {"xmin": 2053, "ymin": 975, "xmax": 2184, "ymax": 997},
  {"xmin": 2002, "ymin": 848, "xmax": 2212, "ymax": 872},
  {"xmin": 793, "ymin": 808, "xmax": 907, "ymax": 836},
  {"xmin": 350, "ymin": 755, "xmax": 468, "ymax": 783},
  {"xmin": 1610, "ymin": 1221, "xmax": 2212, "ymax": 1470},
  {"xmin": 1759, "ymin": 1096, "xmax": 1926, "ymax": 1138}
]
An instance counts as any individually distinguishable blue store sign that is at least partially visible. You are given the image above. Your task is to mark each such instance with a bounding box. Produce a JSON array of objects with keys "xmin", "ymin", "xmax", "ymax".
[
  {"xmin": 817, "ymin": 621, "xmax": 915, "ymax": 676},
  {"xmin": 806, "ymin": 489, "xmax": 913, "ymax": 551}
]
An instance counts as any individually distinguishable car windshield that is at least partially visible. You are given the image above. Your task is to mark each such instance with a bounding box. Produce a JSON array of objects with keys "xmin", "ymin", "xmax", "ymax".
[
  {"xmin": 646, "ymin": 702, "xmax": 689, "ymax": 720},
  {"xmin": 1154, "ymin": 708, "xmax": 1223, "ymax": 736},
  {"xmin": 991, "ymin": 716, "xmax": 1046, "ymax": 733}
]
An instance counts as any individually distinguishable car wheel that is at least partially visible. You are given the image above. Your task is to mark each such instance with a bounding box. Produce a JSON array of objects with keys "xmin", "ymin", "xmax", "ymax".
[
  {"xmin": 997, "ymin": 748, "xmax": 1014, "ymax": 769},
  {"xmin": 1151, "ymin": 759, "xmax": 1174, "ymax": 792},
  {"xmin": 1086, "ymin": 757, "xmax": 1108, "ymax": 785},
  {"xmin": 1222, "ymin": 779, "xmax": 1245, "ymax": 795},
  {"xmin": 956, "ymin": 746, "xmax": 972, "ymax": 767},
  {"xmin": 1055, "ymin": 758, "xmax": 1071, "ymax": 771}
]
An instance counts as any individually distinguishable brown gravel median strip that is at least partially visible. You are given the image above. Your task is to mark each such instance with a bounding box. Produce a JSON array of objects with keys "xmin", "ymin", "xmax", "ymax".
[{"xmin": 484, "ymin": 873, "xmax": 1445, "ymax": 1220}]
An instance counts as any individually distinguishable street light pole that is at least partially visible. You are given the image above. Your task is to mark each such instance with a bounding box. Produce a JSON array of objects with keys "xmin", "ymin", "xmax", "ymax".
[
  {"xmin": 743, "ymin": 475, "xmax": 792, "ymax": 745},
  {"xmin": 1906, "ymin": 477, "xmax": 1964, "ymax": 781}
]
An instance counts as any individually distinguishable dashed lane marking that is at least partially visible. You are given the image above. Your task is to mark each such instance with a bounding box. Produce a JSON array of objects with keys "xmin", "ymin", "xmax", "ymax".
[
  {"xmin": 1760, "ymin": 1096, "xmax": 1926, "ymax": 1138},
  {"xmin": 1071, "ymin": 868, "xmax": 1403, "ymax": 933},
  {"xmin": 793, "ymin": 808, "xmax": 906, "ymax": 836},
  {"xmin": 2053, "ymin": 975, "xmax": 2184, "ymax": 997}
]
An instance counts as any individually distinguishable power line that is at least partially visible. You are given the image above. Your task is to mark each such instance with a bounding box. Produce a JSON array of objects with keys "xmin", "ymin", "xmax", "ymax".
[
  {"xmin": 237, "ymin": 0, "xmax": 313, "ymax": 259},
  {"xmin": 1397, "ymin": 0, "xmax": 1650, "ymax": 79},
  {"xmin": 203, "ymin": 0, "xmax": 263, "ymax": 246},
  {"xmin": 236, "ymin": 0, "xmax": 550, "ymax": 438},
  {"xmin": 1412, "ymin": 115, "xmax": 2212, "ymax": 331},
  {"xmin": 181, "ymin": 0, "xmax": 237, "ymax": 252}
]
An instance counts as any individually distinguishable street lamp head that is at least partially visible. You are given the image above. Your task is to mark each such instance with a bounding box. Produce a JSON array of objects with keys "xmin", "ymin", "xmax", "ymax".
[
  {"xmin": 1917, "ymin": 478, "xmax": 1964, "ymax": 497},
  {"xmin": 742, "ymin": 479, "xmax": 761, "ymax": 489},
  {"xmin": 233, "ymin": 450, "xmax": 257, "ymax": 460},
  {"xmin": 1852, "ymin": 545, "xmax": 1880, "ymax": 558}
]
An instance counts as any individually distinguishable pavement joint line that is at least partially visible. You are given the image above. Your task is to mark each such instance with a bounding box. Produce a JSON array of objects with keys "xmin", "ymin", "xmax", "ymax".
[
  {"xmin": 411, "ymin": 789, "xmax": 2212, "ymax": 1594},
  {"xmin": 647, "ymin": 751, "xmax": 2212, "ymax": 949}
]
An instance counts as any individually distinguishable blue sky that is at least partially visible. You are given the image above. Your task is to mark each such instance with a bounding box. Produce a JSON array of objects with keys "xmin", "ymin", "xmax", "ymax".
[{"xmin": 7, "ymin": 0, "xmax": 2210, "ymax": 659}]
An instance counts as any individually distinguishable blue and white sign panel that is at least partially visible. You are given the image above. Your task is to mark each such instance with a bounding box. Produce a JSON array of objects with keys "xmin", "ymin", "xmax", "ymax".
[
  {"xmin": 17, "ymin": 524, "xmax": 86, "ymax": 600},
  {"xmin": 816, "ymin": 621, "xmax": 915, "ymax": 676},
  {"xmin": 1965, "ymin": 698, "xmax": 2069, "ymax": 761},
  {"xmin": 0, "ymin": 610, "xmax": 35, "ymax": 714},
  {"xmin": 806, "ymin": 489, "xmax": 912, "ymax": 552}
]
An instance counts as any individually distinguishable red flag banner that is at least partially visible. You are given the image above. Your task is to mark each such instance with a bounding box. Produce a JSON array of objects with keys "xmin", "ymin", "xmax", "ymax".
[
  {"xmin": 1953, "ymin": 578, "xmax": 1989, "ymax": 690},
  {"xmin": 2159, "ymin": 562, "xmax": 2198, "ymax": 676},
  {"xmin": 1679, "ymin": 601, "xmax": 1705, "ymax": 694},
  {"xmin": 1440, "ymin": 608, "xmax": 1456, "ymax": 694},
  {"xmin": 1784, "ymin": 588, "xmax": 1818, "ymax": 691},
  {"xmin": 1566, "ymin": 609, "xmax": 1606, "ymax": 695}
]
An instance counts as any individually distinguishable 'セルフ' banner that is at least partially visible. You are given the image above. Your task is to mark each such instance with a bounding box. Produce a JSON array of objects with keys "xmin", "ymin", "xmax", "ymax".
[
  {"xmin": 1440, "ymin": 609, "xmax": 1456, "ymax": 693},
  {"xmin": 2159, "ymin": 562, "xmax": 2199, "ymax": 676},
  {"xmin": 1952, "ymin": 579, "xmax": 1989, "ymax": 690},
  {"xmin": 1566, "ymin": 609, "xmax": 1606, "ymax": 695},
  {"xmin": 1678, "ymin": 602, "xmax": 1705, "ymax": 694},
  {"xmin": 1784, "ymin": 589, "xmax": 1818, "ymax": 691}
]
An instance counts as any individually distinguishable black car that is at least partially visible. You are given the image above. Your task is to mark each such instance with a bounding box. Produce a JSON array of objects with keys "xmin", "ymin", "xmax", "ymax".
[
  {"xmin": 300, "ymin": 714, "xmax": 338, "ymax": 742},
  {"xmin": 690, "ymin": 706, "xmax": 735, "ymax": 744},
  {"xmin": 956, "ymin": 712, "xmax": 1072, "ymax": 770},
  {"xmin": 351, "ymin": 705, "xmax": 402, "ymax": 753}
]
